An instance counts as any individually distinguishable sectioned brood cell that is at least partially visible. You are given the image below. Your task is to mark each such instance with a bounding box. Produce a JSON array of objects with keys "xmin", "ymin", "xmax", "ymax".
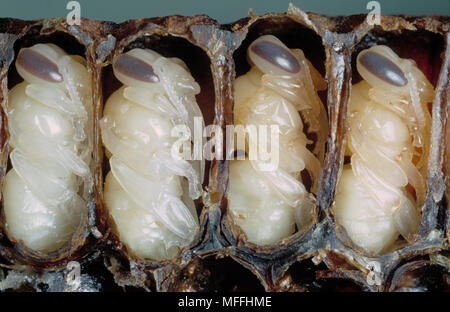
[
  {"xmin": 223, "ymin": 14, "xmax": 329, "ymax": 255},
  {"xmin": 332, "ymin": 27, "xmax": 446, "ymax": 257},
  {"xmin": 0, "ymin": 20, "xmax": 102, "ymax": 270},
  {"xmin": 99, "ymin": 18, "xmax": 216, "ymax": 268}
]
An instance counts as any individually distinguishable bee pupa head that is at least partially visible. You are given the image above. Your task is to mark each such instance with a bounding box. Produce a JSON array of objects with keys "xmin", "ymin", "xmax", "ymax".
[
  {"xmin": 113, "ymin": 48, "xmax": 161, "ymax": 88},
  {"xmin": 16, "ymin": 43, "xmax": 66, "ymax": 86},
  {"xmin": 247, "ymin": 35, "xmax": 301, "ymax": 77},
  {"xmin": 357, "ymin": 45, "xmax": 409, "ymax": 93}
]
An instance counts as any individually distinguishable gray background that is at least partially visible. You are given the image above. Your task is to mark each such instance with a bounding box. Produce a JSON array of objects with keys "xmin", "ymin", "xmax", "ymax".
[{"xmin": 1, "ymin": 0, "xmax": 449, "ymax": 23}]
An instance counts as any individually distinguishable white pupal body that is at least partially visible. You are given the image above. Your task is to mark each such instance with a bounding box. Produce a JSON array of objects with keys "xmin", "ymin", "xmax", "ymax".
[
  {"xmin": 3, "ymin": 44, "xmax": 93, "ymax": 252},
  {"xmin": 334, "ymin": 45, "xmax": 434, "ymax": 254},
  {"xmin": 229, "ymin": 35, "xmax": 327, "ymax": 246},
  {"xmin": 101, "ymin": 48, "xmax": 204, "ymax": 261}
]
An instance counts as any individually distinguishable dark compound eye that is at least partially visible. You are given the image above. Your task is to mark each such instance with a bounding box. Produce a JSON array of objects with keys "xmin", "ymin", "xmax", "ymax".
[
  {"xmin": 249, "ymin": 38, "xmax": 300, "ymax": 74},
  {"xmin": 17, "ymin": 48, "xmax": 63, "ymax": 83},
  {"xmin": 114, "ymin": 53, "xmax": 159, "ymax": 83},
  {"xmin": 358, "ymin": 51, "xmax": 407, "ymax": 87}
]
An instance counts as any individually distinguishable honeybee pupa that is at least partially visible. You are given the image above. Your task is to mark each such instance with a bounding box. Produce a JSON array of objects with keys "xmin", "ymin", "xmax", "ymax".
[
  {"xmin": 3, "ymin": 43, "xmax": 93, "ymax": 253},
  {"xmin": 228, "ymin": 35, "xmax": 327, "ymax": 246},
  {"xmin": 334, "ymin": 45, "xmax": 434, "ymax": 254},
  {"xmin": 101, "ymin": 48, "xmax": 204, "ymax": 261}
]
